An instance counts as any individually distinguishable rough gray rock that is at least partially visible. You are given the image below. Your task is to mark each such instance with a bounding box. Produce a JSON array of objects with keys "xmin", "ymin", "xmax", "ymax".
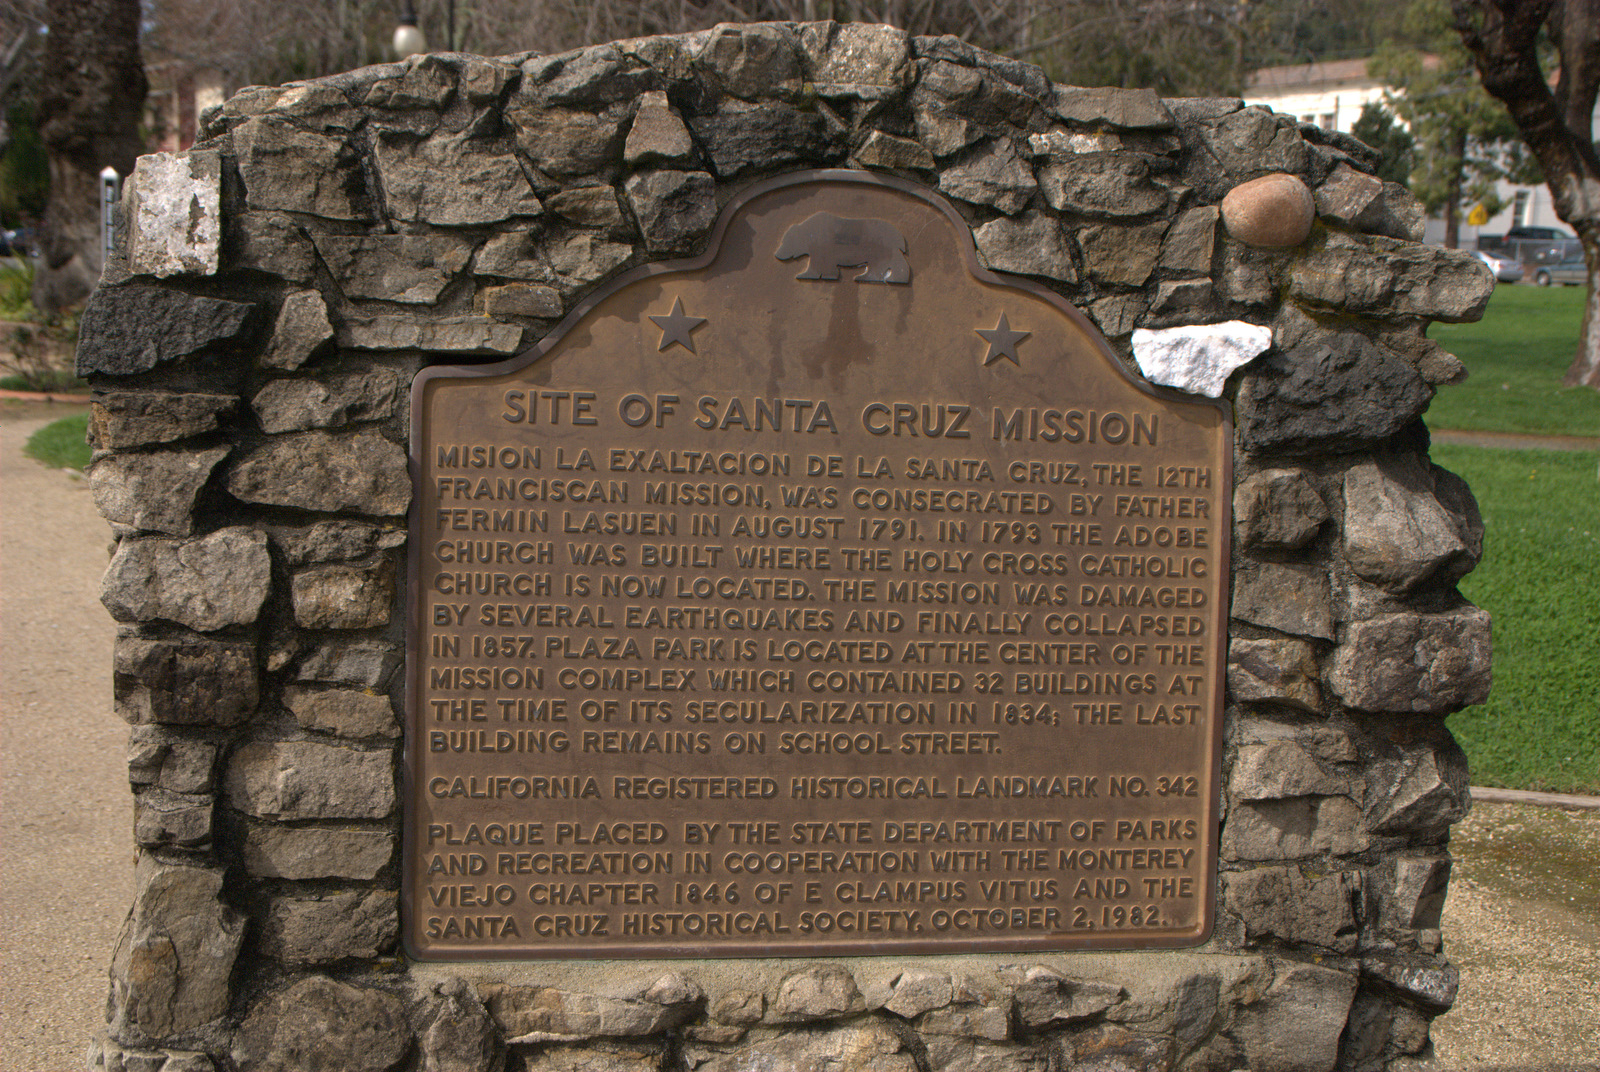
[
  {"xmin": 261, "ymin": 290, "xmax": 334, "ymax": 371},
  {"xmin": 1343, "ymin": 455, "xmax": 1479, "ymax": 593},
  {"xmin": 1131, "ymin": 321, "xmax": 1271, "ymax": 397},
  {"xmin": 88, "ymin": 392, "xmax": 236, "ymax": 450},
  {"xmin": 473, "ymin": 230, "xmax": 544, "ymax": 280},
  {"xmin": 313, "ymin": 234, "xmax": 475, "ymax": 304},
  {"xmin": 1231, "ymin": 962, "xmax": 1358, "ymax": 1072},
  {"xmin": 520, "ymin": 45, "xmax": 658, "ymax": 109},
  {"xmin": 507, "ymin": 103, "xmax": 631, "ymax": 177},
  {"xmin": 1193, "ymin": 107, "xmax": 1311, "ymax": 187},
  {"xmin": 107, "ymin": 857, "xmax": 245, "ymax": 1040},
  {"xmin": 1087, "ymin": 294, "xmax": 1147, "ymax": 338},
  {"xmin": 226, "ymin": 431, "xmax": 411, "ymax": 516},
  {"xmin": 1038, "ymin": 156, "xmax": 1167, "ymax": 217},
  {"xmin": 1051, "ymin": 86, "xmax": 1174, "ymax": 129},
  {"xmin": 1291, "ymin": 233, "xmax": 1494, "ymax": 323},
  {"xmin": 879, "ymin": 969, "xmax": 954, "ymax": 1018},
  {"xmin": 1078, "ymin": 221, "xmax": 1168, "ymax": 286},
  {"xmin": 1390, "ymin": 855, "xmax": 1451, "ymax": 933},
  {"xmin": 1326, "ymin": 606, "xmax": 1492, "ymax": 713},
  {"xmin": 233, "ymin": 976, "xmax": 411, "ymax": 1072},
  {"xmin": 1236, "ymin": 327, "xmax": 1431, "ymax": 455},
  {"xmin": 772, "ymin": 965, "xmax": 865, "ymax": 1022},
  {"xmin": 260, "ymin": 889, "xmax": 398, "ymax": 963},
  {"xmin": 226, "ymin": 740, "xmax": 396, "ymax": 820},
  {"xmin": 547, "ymin": 185, "xmax": 628, "ymax": 233},
  {"xmin": 1314, "ymin": 163, "xmax": 1425, "ymax": 242},
  {"xmin": 922, "ymin": 1037, "xmax": 1049, "ymax": 1072},
  {"xmin": 802, "ymin": 22, "xmax": 913, "ymax": 99},
  {"xmin": 90, "ymin": 446, "xmax": 230, "ymax": 535},
  {"xmin": 295, "ymin": 636, "xmax": 402, "ymax": 688},
  {"xmin": 482, "ymin": 978, "xmax": 702, "ymax": 1040},
  {"xmin": 282, "ymin": 685, "xmax": 400, "ymax": 738},
  {"xmin": 855, "ymin": 130, "xmax": 936, "ymax": 171},
  {"xmin": 695, "ymin": 23, "xmax": 805, "ymax": 101},
  {"xmin": 102, "ymin": 528, "xmax": 272, "ymax": 631},
  {"xmin": 134, "ymin": 788, "xmax": 213, "ymax": 849},
  {"xmin": 1051, "ymin": 1023, "xmax": 1173, "ymax": 1072},
  {"xmin": 624, "ymin": 170, "xmax": 718, "ymax": 253},
  {"xmin": 709, "ymin": 989, "xmax": 765, "ymax": 1026},
  {"xmin": 1232, "ymin": 740, "xmax": 1354, "ymax": 801},
  {"xmin": 1225, "ymin": 866, "xmax": 1360, "ymax": 952},
  {"xmin": 127, "ymin": 727, "xmax": 217, "ymax": 792},
  {"xmin": 374, "ymin": 133, "xmax": 542, "ymax": 225},
  {"xmin": 270, "ymin": 520, "xmax": 404, "ymax": 565},
  {"xmin": 77, "ymin": 286, "xmax": 254, "ymax": 377},
  {"xmin": 339, "ymin": 315, "xmax": 524, "ymax": 353},
  {"xmin": 1228, "ymin": 636, "xmax": 1322, "ymax": 712},
  {"xmin": 115, "ymin": 633, "xmax": 257, "ymax": 726},
  {"xmin": 1369, "ymin": 741, "xmax": 1471, "ymax": 837},
  {"xmin": 1222, "ymin": 795, "xmax": 1369, "ymax": 861},
  {"xmin": 228, "ymin": 211, "xmax": 317, "ymax": 283},
  {"xmin": 1220, "ymin": 173, "xmax": 1315, "ymax": 249},
  {"xmin": 938, "ymin": 139, "xmax": 1038, "ymax": 214},
  {"xmin": 540, "ymin": 232, "xmax": 635, "ymax": 288},
  {"xmin": 241, "ymin": 823, "xmax": 394, "ymax": 879},
  {"xmin": 1158, "ymin": 205, "xmax": 1219, "ymax": 275},
  {"xmin": 126, "ymin": 151, "xmax": 222, "ymax": 277},
  {"xmin": 234, "ymin": 117, "xmax": 371, "ymax": 220},
  {"xmin": 688, "ymin": 99, "xmax": 841, "ymax": 178},
  {"xmin": 1361, "ymin": 958, "xmax": 1459, "ymax": 1012},
  {"xmin": 918, "ymin": 978, "xmax": 1012, "ymax": 1041},
  {"xmin": 1013, "ymin": 968, "xmax": 1124, "ymax": 1031},
  {"xmin": 973, "ymin": 212, "xmax": 1078, "ymax": 282},
  {"xmin": 624, "ymin": 91, "xmax": 695, "ymax": 167},
  {"xmin": 1230, "ymin": 560, "xmax": 1334, "ymax": 641},
  {"xmin": 484, "ymin": 283, "xmax": 563, "ymax": 318},
  {"xmin": 1234, "ymin": 468, "xmax": 1328, "ymax": 550},
  {"xmin": 690, "ymin": 1021, "xmax": 914, "ymax": 1072},
  {"xmin": 252, "ymin": 368, "xmax": 401, "ymax": 434},
  {"xmin": 412, "ymin": 978, "xmax": 506, "ymax": 1072}
]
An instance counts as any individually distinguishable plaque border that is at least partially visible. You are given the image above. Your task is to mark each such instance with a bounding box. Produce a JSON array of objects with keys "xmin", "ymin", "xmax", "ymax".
[{"xmin": 404, "ymin": 169, "xmax": 1232, "ymax": 961}]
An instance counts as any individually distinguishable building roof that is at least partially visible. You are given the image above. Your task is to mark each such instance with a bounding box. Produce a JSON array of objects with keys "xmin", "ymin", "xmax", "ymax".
[{"xmin": 1246, "ymin": 57, "xmax": 1376, "ymax": 93}]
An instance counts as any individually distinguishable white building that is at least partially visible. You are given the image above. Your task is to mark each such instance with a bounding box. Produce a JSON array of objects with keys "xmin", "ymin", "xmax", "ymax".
[{"xmin": 1244, "ymin": 57, "xmax": 1591, "ymax": 247}]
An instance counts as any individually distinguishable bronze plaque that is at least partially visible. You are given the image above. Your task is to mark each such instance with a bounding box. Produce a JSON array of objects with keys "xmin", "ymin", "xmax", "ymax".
[{"xmin": 406, "ymin": 172, "xmax": 1230, "ymax": 959}]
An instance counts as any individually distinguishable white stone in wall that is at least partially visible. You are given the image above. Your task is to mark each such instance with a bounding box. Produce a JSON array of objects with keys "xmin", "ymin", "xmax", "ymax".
[
  {"xmin": 1131, "ymin": 320, "xmax": 1273, "ymax": 398},
  {"xmin": 127, "ymin": 151, "xmax": 222, "ymax": 277}
]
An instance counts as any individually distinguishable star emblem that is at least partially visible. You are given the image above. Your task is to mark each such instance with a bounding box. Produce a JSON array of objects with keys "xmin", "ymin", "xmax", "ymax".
[
  {"xmin": 649, "ymin": 297, "xmax": 707, "ymax": 353},
  {"xmin": 977, "ymin": 312, "xmax": 1030, "ymax": 366}
]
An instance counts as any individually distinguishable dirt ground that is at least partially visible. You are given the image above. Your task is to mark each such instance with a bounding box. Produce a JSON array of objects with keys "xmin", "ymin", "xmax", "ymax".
[{"xmin": 0, "ymin": 400, "xmax": 1596, "ymax": 1072}]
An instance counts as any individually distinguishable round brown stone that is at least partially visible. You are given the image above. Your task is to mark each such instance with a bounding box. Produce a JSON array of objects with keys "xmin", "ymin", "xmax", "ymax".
[{"xmin": 1222, "ymin": 173, "xmax": 1315, "ymax": 249}]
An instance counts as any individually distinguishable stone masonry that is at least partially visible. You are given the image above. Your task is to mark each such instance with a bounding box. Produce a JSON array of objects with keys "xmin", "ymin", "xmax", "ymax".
[{"xmin": 80, "ymin": 22, "xmax": 1491, "ymax": 1072}]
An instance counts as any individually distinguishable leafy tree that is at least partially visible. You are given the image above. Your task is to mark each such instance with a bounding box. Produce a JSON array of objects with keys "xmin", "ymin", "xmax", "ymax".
[
  {"xmin": 1351, "ymin": 100, "xmax": 1417, "ymax": 186},
  {"xmin": 1369, "ymin": 0, "xmax": 1537, "ymax": 248},
  {"xmin": 1452, "ymin": 0, "xmax": 1600, "ymax": 388}
]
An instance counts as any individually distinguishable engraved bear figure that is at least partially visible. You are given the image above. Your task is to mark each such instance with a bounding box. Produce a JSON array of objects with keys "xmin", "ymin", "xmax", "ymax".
[{"xmin": 775, "ymin": 212, "xmax": 912, "ymax": 284}]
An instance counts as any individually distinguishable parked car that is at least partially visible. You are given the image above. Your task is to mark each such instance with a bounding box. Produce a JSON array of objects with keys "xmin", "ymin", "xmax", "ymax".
[
  {"xmin": 1506, "ymin": 226, "xmax": 1574, "ymax": 241},
  {"xmin": 1532, "ymin": 255, "xmax": 1587, "ymax": 286},
  {"xmin": 1474, "ymin": 250, "xmax": 1524, "ymax": 283}
]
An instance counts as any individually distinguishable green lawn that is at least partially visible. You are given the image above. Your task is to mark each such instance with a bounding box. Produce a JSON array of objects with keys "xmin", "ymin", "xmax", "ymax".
[
  {"xmin": 1433, "ymin": 444, "xmax": 1600, "ymax": 795},
  {"xmin": 23, "ymin": 411, "xmax": 92, "ymax": 470},
  {"xmin": 1427, "ymin": 284, "xmax": 1600, "ymax": 437}
]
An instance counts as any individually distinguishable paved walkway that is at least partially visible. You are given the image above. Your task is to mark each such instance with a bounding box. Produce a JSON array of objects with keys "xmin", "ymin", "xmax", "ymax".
[{"xmin": 0, "ymin": 407, "xmax": 129, "ymax": 1072}]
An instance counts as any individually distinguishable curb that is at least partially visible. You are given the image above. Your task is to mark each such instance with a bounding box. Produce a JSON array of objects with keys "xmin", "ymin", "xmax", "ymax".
[
  {"xmin": 1470, "ymin": 786, "xmax": 1600, "ymax": 811},
  {"xmin": 0, "ymin": 388, "xmax": 92, "ymax": 404}
]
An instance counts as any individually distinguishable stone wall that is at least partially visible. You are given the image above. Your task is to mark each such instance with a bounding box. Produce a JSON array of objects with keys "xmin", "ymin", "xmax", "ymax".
[{"xmin": 79, "ymin": 22, "xmax": 1492, "ymax": 1072}]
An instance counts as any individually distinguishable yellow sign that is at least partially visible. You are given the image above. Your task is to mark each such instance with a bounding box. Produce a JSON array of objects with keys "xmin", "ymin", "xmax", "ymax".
[{"xmin": 1467, "ymin": 203, "xmax": 1490, "ymax": 226}]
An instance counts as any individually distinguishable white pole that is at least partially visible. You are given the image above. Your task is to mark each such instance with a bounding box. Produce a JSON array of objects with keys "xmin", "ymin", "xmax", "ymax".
[{"xmin": 99, "ymin": 166, "xmax": 120, "ymax": 273}]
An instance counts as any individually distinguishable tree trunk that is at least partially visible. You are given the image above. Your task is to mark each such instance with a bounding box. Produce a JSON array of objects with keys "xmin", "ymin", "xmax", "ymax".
[
  {"xmin": 1453, "ymin": 0, "xmax": 1600, "ymax": 390},
  {"xmin": 31, "ymin": 0, "xmax": 147, "ymax": 312},
  {"xmin": 1565, "ymin": 224, "xmax": 1600, "ymax": 387},
  {"xmin": 1443, "ymin": 128, "xmax": 1468, "ymax": 250}
]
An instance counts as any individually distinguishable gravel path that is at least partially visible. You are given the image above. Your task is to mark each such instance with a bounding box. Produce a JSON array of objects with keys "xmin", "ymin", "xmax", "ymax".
[
  {"xmin": 1, "ymin": 406, "xmax": 129, "ymax": 1072},
  {"xmin": 0, "ymin": 401, "xmax": 1595, "ymax": 1072}
]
